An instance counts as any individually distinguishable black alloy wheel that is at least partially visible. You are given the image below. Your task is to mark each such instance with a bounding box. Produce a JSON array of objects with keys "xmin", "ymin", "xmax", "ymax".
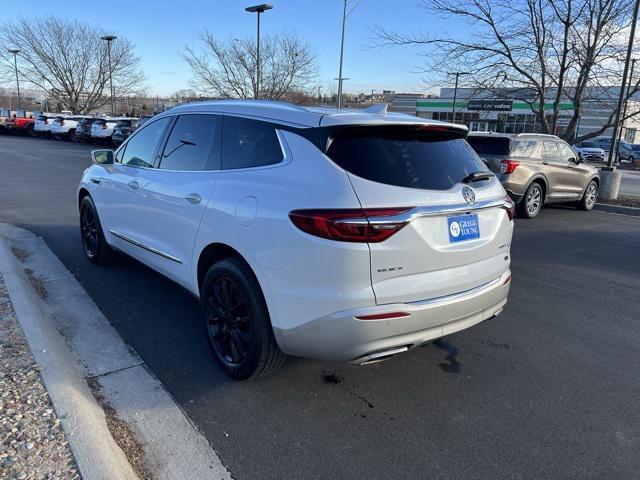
[
  {"xmin": 202, "ymin": 258, "xmax": 286, "ymax": 379},
  {"xmin": 79, "ymin": 196, "xmax": 111, "ymax": 265},
  {"xmin": 206, "ymin": 276, "xmax": 252, "ymax": 366}
]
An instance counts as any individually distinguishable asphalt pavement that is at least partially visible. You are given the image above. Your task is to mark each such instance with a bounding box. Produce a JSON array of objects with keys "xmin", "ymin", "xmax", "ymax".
[
  {"xmin": 1, "ymin": 134, "xmax": 639, "ymax": 479},
  {"xmin": 619, "ymin": 170, "xmax": 640, "ymax": 197}
]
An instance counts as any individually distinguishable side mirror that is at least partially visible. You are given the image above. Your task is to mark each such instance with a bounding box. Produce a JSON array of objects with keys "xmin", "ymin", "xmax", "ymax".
[{"xmin": 91, "ymin": 149, "xmax": 114, "ymax": 165}]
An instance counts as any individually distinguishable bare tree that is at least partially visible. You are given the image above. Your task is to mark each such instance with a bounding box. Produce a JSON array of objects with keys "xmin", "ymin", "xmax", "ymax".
[
  {"xmin": 0, "ymin": 16, "xmax": 145, "ymax": 114},
  {"xmin": 181, "ymin": 31, "xmax": 318, "ymax": 101},
  {"xmin": 373, "ymin": 0, "xmax": 639, "ymax": 143}
]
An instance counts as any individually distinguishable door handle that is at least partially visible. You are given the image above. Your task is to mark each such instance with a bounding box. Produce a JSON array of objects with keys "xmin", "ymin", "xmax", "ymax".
[
  {"xmin": 128, "ymin": 181, "xmax": 139, "ymax": 190},
  {"xmin": 542, "ymin": 161, "xmax": 549, "ymax": 165},
  {"xmin": 185, "ymin": 193, "xmax": 202, "ymax": 205}
]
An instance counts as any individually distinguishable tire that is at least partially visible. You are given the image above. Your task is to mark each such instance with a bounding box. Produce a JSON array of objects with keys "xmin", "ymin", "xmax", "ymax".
[
  {"xmin": 628, "ymin": 155, "xmax": 634, "ymax": 165},
  {"xmin": 516, "ymin": 182, "xmax": 543, "ymax": 219},
  {"xmin": 79, "ymin": 196, "xmax": 112, "ymax": 265},
  {"xmin": 202, "ymin": 258, "xmax": 286, "ymax": 380},
  {"xmin": 578, "ymin": 180, "xmax": 598, "ymax": 211}
]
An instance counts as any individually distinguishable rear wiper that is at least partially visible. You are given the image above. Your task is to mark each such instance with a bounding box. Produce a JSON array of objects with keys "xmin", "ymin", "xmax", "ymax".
[{"xmin": 461, "ymin": 171, "xmax": 494, "ymax": 184}]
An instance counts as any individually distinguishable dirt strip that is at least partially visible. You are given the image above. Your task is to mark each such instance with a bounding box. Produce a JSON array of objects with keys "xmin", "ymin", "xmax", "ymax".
[{"xmin": 0, "ymin": 274, "xmax": 80, "ymax": 480}]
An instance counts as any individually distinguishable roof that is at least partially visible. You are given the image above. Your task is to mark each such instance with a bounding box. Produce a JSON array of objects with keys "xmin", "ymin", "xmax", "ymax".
[{"xmin": 164, "ymin": 100, "xmax": 467, "ymax": 131}]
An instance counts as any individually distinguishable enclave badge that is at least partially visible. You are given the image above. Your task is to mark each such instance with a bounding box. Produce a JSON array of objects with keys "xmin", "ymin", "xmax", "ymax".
[{"xmin": 462, "ymin": 186, "xmax": 476, "ymax": 205}]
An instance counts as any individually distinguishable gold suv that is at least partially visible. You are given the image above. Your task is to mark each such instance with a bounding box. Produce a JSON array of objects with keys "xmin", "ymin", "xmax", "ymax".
[{"xmin": 467, "ymin": 133, "xmax": 600, "ymax": 218}]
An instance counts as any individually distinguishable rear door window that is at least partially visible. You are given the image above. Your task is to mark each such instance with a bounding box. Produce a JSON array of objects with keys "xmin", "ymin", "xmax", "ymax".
[
  {"xmin": 119, "ymin": 117, "xmax": 171, "ymax": 168},
  {"xmin": 221, "ymin": 116, "xmax": 284, "ymax": 170},
  {"xmin": 158, "ymin": 114, "xmax": 219, "ymax": 171},
  {"xmin": 325, "ymin": 126, "xmax": 491, "ymax": 190}
]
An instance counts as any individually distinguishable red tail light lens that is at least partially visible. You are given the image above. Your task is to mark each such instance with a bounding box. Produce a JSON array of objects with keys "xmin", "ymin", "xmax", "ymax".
[
  {"xmin": 289, "ymin": 207, "xmax": 413, "ymax": 243},
  {"xmin": 356, "ymin": 311, "xmax": 411, "ymax": 320},
  {"xmin": 500, "ymin": 159, "xmax": 520, "ymax": 175},
  {"xmin": 101, "ymin": 124, "xmax": 107, "ymax": 129},
  {"xmin": 501, "ymin": 195, "xmax": 515, "ymax": 221}
]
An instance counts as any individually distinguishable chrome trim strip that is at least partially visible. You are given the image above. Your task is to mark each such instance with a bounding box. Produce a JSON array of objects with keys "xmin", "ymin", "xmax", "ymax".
[
  {"xmin": 366, "ymin": 197, "xmax": 514, "ymax": 225},
  {"xmin": 109, "ymin": 230, "xmax": 183, "ymax": 264},
  {"xmin": 409, "ymin": 275, "xmax": 504, "ymax": 307}
]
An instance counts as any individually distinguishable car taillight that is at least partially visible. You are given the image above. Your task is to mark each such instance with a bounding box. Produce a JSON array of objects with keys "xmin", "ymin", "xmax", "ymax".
[
  {"xmin": 43, "ymin": 120, "xmax": 48, "ymax": 125},
  {"xmin": 500, "ymin": 159, "xmax": 520, "ymax": 175},
  {"xmin": 289, "ymin": 207, "xmax": 413, "ymax": 243},
  {"xmin": 101, "ymin": 124, "xmax": 107, "ymax": 129},
  {"xmin": 501, "ymin": 195, "xmax": 515, "ymax": 221}
]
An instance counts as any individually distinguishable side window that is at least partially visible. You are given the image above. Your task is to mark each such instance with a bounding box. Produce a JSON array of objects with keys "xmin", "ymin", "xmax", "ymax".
[
  {"xmin": 557, "ymin": 142, "xmax": 576, "ymax": 162},
  {"xmin": 159, "ymin": 115, "xmax": 218, "ymax": 171},
  {"xmin": 542, "ymin": 141, "xmax": 562, "ymax": 164},
  {"xmin": 222, "ymin": 116, "xmax": 284, "ymax": 170},
  {"xmin": 509, "ymin": 140, "xmax": 538, "ymax": 158},
  {"xmin": 119, "ymin": 117, "xmax": 171, "ymax": 168}
]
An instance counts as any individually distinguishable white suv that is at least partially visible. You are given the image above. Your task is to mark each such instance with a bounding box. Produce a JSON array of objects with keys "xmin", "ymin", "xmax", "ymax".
[
  {"xmin": 50, "ymin": 115, "xmax": 89, "ymax": 140},
  {"xmin": 90, "ymin": 117, "xmax": 134, "ymax": 143},
  {"xmin": 77, "ymin": 101, "xmax": 514, "ymax": 379}
]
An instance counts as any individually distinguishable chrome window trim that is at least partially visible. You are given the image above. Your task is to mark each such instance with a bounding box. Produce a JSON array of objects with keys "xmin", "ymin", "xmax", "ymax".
[{"xmin": 109, "ymin": 230, "xmax": 183, "ymax": 264}]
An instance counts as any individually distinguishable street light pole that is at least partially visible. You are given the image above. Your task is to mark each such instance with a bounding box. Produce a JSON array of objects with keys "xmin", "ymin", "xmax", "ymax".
[
  {"xmin": 337, "ymin": 0, "xmax": 348, "ymax": 109},
  {"xmin": 8, "ymin": 49, "xmax": 21, "ymax": 110},
  {"xmin": 607, "ymin": 0, "xmax": 640, "ymax": 168},
  {"xmin": 448, "ymin": 72, "xmax": 469, "ymax": 121},
  {"xmin": 246, "ymin": 4, "xmax": 273, "ymax": 100},
  {"xmin": 100, "ymin": 35, "xmax": 117, "ymax": 116},
  {"xmin": 617, "ymin": 58, "xmax": 637, "ymax": 147}
]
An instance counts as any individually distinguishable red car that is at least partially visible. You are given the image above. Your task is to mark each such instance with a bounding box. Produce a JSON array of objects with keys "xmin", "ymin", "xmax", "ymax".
[{"xmin": 5, "ymin": 111, "xmax": 35, "ymax": 136}]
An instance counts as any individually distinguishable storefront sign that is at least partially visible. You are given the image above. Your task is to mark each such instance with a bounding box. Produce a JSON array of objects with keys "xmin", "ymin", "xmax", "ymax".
[{"xmin": 467, "ymin": 99, "xmax": 513, "ymax": 111}]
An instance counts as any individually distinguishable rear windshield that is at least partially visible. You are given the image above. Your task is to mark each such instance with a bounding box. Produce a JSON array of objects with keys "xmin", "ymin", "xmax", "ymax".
[
  {"xmin": 115, "ymin": 120, "xmax": 132, "ymax": 127},
  {"xmin": 93, "ymin": 119, "xmax": 107, "ymax": 125},
  {"xmin": 466, "ymin": 136, "xmax": 510, "ymax": 156},
  {"xmin": 37, "ymin": 115, "xmax": 50, "ymax": 121},
  {"xmin": 325, "ymin": 126, "xmax": 491, "ymax": 191}
]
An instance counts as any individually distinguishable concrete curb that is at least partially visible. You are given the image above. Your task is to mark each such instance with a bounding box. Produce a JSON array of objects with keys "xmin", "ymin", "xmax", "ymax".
[
  {"xmin": 594, "ymin": 203, "xmax": 640, "ymax": 217},
  {"xmin": 0, "ymin": 224, "xmax": 231, "ymax": 480}
]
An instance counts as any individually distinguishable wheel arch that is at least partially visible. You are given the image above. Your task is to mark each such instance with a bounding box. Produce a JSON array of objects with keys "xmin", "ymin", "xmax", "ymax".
[
  {"xmin": 197, "ymin": 243, "xmax": 256, "ymax": 297},
  {"xmin": 78, "ymin": 187, "xmax": 91, "ymax": 208},
  {"xmin": 525, "ymin": 175, "xmax": 548, "ymax": 201}
]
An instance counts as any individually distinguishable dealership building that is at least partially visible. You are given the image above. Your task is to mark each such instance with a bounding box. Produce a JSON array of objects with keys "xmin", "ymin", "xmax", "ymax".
[{"xmin": 392, "ymin": 87, "xmax": 640, "ymax": 143}]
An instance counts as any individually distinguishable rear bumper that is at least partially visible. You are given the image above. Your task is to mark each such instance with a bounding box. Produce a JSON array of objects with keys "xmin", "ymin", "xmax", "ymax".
[
  {"xmin": 274, "ymin": 269, "xmax": 511, "ymax": 362},
  {"xmin": 504, "ymin": 189, "xmax": 523, "ymax": 204}
]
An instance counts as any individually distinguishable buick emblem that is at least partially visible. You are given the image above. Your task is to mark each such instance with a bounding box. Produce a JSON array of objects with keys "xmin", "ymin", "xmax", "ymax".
[{"xmin": 462, "ymin": 186, "xmax": 476, "ymax": 205}]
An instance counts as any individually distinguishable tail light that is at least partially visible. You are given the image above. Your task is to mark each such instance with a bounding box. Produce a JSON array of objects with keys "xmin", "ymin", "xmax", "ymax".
[
  {"xmin": 101, "ymin": 124, "xmax": 107, "ymax": 129},
  {"xmin": 500, "ymin": 159, "xmax": 520, "ymax": 175},
  {"xmin": 501, "ymin": 195, "xmax": 515, "ymax": 221},
  {"xmin": 289, "ymin": 207, "xmax": 413, "ymax": 243},
  {"xmin": 43, "ymin": 119, "xmax": 48, "ymax": 125}
]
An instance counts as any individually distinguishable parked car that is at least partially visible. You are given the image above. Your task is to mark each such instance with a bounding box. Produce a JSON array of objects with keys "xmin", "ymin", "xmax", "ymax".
[
  {"xmin": 572, "ymin": 141, "xmax": 606, "ymax": 162},
  {"xmin": 4, "ymin": 111, "xmax": 35, "ymax": 136},
  {"xmin": 0, "ymin": 108, "xmax": 12, "ymax": 132},
  {"xmin": 91, "ymin": 117, "xmax": 135, "ymax": 144},
  {"xmin": 588, "ymin": 137, "xmax": 635, "ymax": 164},
  {"xmin": 78, "ymin": 101, "xmax": 514, "ymax": 379},
  {"xmin": 74, "ymin": 117, "xmax": 100, "ymax": 142},
  {"xmin": 34, "ymin": 114, "xmax": 59, "ymax": 137},
  {"xmin": 138, "ymin": 115, "xmax": 153, "ymax": 127},
  {"xmin": 467, "ymin": 132, "xmax": 600, "ymax": 218},
  {"xmin": 50, "ymin": 115, "xmax": 90, "ymax": 140},
  {"xmin": 112, "ymin": 118, "xmax": 140, "ymax": 146}
]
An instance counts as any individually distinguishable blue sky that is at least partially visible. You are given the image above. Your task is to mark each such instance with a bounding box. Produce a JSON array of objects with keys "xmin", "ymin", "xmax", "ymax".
[{"xmin": 4, "ymin": 0, "xmax": 467, "ymax": 96}]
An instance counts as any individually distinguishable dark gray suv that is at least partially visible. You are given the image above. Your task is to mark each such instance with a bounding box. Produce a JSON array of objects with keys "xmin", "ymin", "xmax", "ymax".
[{"xmin": 467, "ymin": 133, "xmax": 600, "ymax": 218}]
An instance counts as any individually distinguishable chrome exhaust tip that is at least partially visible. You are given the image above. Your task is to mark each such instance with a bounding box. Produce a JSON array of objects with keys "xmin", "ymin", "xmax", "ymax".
[{"xmin": 351, "ymin": 346, "xmax": 409, "ymax": 366}]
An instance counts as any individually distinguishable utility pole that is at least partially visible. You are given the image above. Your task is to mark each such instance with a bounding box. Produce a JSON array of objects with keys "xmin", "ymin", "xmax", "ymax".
[
  {"xmin": 608, "ymin": 0, "xmax": 640, "ymax": 168},
  {"xmin": 8, "ymin": 49, "xmax": 21, "ymax": 110}
]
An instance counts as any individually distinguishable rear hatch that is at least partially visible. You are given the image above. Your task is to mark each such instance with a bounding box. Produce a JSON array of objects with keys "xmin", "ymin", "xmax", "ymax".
[
  {"xmin": 92, "ymin": 119, "xmax": 107, "ymax": 135},
  {"xmin": 113, "ymin": 119, "xmax": 133, "ymax": 136},
  {"xmin": 466, "ymin": 135, "xmax": 511, "ymax": 173},
  {"xmin": 323, "ymin": 123, "xmax": 513, "ymax": 305}
]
